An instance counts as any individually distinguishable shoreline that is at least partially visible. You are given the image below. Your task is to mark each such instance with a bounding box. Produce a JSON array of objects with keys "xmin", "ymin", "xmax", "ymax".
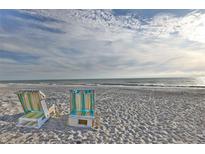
[{"xmin": 1, "ymin": 82, "xmax": 205, "ymax": 90}]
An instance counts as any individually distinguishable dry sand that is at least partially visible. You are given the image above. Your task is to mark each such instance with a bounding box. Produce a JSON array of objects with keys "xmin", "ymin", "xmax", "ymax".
[{"xmin": 0, "ymin": 84, "xmax": 205, "ymax": 143}]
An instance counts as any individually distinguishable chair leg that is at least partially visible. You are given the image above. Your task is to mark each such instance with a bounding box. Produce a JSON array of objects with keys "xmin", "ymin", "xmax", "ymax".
[
  {"xmin": 94, "ymin": 112, "xmax": 100, "ymax": 129},
  {"xmin": 49, "ymin": 104, "xmax": 60, "ymax": 117},
  {"xmin": 37, "ymin": 117, "xmax": 49, "ymax": 128}
]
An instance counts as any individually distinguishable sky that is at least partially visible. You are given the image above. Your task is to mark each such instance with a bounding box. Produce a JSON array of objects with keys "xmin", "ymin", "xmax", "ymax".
[{"xmin": 1, "ymin": 9, "xmax": 205, "ymax": 80}]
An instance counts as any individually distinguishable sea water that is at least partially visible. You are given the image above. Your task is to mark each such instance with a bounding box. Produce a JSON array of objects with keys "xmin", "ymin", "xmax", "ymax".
[{"xmin": 1, "ymin": 77, "xmax": 205, "ymax": 88}]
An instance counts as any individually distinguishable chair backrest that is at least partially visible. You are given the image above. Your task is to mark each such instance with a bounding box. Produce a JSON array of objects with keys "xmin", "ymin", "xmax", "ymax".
[
  {"xmin": 70, "ymin": 89, "xmax": 95, "ymax": 117},
  {"xmin": 16, "ymin": 90, "xmax": 46, "ymax": 113}
]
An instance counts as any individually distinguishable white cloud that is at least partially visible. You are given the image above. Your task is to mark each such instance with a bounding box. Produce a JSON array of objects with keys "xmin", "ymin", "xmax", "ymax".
[{"xmin": 1, "ymin": 9, "xmax": 205, "ymax": 80}]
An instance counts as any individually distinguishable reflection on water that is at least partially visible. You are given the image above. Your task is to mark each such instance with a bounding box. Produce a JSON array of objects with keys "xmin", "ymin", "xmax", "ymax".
[{"xmin": 195, "ymin": 77, "xmax": 205, "ymax": 86}]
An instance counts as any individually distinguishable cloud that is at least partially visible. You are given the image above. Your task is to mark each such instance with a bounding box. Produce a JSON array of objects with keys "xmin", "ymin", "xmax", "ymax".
[
  {"xmin": 0, "ymin": 9, "xmax": 205, "ymax": 80},
  {"xmin": 0, "ymin": 49, "xmax": 40, "ymax": 64}
]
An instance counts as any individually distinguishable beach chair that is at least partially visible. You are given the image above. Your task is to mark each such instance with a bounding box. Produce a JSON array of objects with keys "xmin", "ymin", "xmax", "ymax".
[
  {"xmin": 68, "ymin": 89, "xmax": 99, "ymax": 128},
  {"xmin": 15, "ymin": 90, "xmax": 50, "ymax": 129}
]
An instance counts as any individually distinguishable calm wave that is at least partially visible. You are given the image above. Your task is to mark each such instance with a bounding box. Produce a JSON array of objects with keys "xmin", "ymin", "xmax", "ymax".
[{"xmin": 1, "ymin": 77, "xmax": 205, "ymax": 88}]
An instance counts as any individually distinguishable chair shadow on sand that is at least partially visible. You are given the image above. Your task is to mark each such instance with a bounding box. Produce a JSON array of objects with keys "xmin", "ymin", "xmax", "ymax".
[
  {"xmin": 42, "ymin": 115, "xmax": 95, "ymax": 132},
  {"xmin": 0, "ymin": 113, "xmax": 24, "ymax": 123},
  {"xmin": 0, "ymin": 113, "xmax": 94, "ymax": 133}
]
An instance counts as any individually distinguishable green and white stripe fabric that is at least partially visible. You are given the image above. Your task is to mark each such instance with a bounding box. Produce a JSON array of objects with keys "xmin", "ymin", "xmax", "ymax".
[
  {"xmin": 70, "ymin": 89, "xmax": 95, "ymax": 117},
  {"xmin": 16, "ymin": 90, "xmax": 49, "ymax": 128},
  {"xmin": 16, "ymin": 90, "xmax": 45, "ymax": 114},
  {"xmin": 23, "ymin": 111, "xmax": 44, "ymax": 119}
]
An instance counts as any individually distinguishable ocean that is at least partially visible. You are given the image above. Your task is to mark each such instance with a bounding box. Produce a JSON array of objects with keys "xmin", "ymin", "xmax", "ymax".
[{"xmin": 1, "ymin": 77, "xmax": 205, "ymax": 88}]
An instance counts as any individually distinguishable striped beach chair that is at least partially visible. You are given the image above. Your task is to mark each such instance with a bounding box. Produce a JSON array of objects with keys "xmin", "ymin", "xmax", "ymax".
[
  {"xmin": 68, "ymin": 89, "xmax": 99, "ymax": 128},
  {"xmin": 15, "ymin": 90, "xmax": 50, "ymax": 129}
]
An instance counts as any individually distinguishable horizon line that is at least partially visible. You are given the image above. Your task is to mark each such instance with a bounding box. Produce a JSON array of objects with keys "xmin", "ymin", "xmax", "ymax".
[{"xmin": 0, "ymin": 76, "xmax": 200, "ymax": 82}]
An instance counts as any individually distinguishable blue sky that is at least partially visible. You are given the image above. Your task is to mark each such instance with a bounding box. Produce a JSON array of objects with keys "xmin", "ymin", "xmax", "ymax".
[{"xmin": 1, "ymin": 9, "xmax": 205, "ymax": 80}]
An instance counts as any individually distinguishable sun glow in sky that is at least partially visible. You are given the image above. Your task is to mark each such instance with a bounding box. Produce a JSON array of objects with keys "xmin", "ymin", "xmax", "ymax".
[{"xmin": 1, "ymin": 9, "xmax": 205, "ymax": 80}]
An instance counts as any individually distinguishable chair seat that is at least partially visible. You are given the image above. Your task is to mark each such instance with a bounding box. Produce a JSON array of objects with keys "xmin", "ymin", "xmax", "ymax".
[
  {"xmin": 18, "ymin": 111, "xmax": 48, "ymax": 128},
  {"xmin": 23, "ymin": 111, "xmax": 45, "ymax": 119}
]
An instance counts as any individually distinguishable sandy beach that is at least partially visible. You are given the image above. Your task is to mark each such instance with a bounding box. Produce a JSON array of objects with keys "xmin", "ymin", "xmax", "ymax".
[{"xmin": 0, "ymin": 84, "xmax": 205, "ymax": 143}]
